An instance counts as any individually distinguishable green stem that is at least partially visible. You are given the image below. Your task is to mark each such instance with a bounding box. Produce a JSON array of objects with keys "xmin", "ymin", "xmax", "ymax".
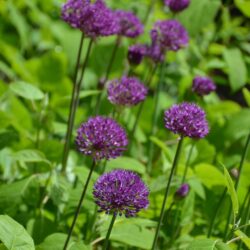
[
  {"xmin": 147, "ymin": 62, "xmax": 165, "ymax": 173},
  {"xmin": 103, "ymin": 214, "xmax": 116, "ymax": 250},
  {"xmin": 207, "ymin": 187, "xmax": 227, "ymax": 238},
  {"xmin": 151, "ymin": 137, "xmax": 184, "ymax": 250},
  {"xmin": 130, "ymin": 64, "xmax": 158, "ymax": 141},
  {"xmin": 63, "ymin": 160, "xmax": 96, "ymax": 250},
  {"xmin": 95, "ymin": 36, "xmax": 121, "ymax": 115},
  {"xmin": 181, "ymin": 143, "xmax": 195, "ymax": 183},
  {"xmin": 143, "ymin": 0, "xmax": 157, "ymax": 25},
  {"xmin": 61, "ymin": 37, "xmax": 93, "ymax": 173},
  {"xmin": 224, "ymin": 132, "xmax": 250, "ymax": 240}
]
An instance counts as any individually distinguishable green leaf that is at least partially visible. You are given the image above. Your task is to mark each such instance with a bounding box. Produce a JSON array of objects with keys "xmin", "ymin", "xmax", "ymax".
[
  {"xmin": 10, "ymin": 81, "xmax": 44, "ymax": 100},
  {"xmin": 222, "ymin": 164, "xmax": 239, "ymax": 219},
  {"xmin": 234, "ymin": 0, "xmax": 250, "ymax": 17},
  {"xmin": 0, "ymin": 215, "xmax": 35, "ymax": 250},
  {"xmin": 223, "ymin": 48, "xmax": 247, "ymax": 91},
  {"xmin": 36, "ymin": 233, "xmax": 90, "ymax": 250},
  {"xmin": 149, "ymin": 136, "xmax": 172, "ymax": 161},
  {"xmin": 178, "ymin": 0, "xmax": 221, "ymax": 36},
  {"xmin": 187, "ymin": 239, "xmax": 232, "ymax": 250},
  {"xmin": 106, "ymin": 157, "xmax": 146, "ymax": 174},
  {"xmin": 234, "ymin": 229, "xmax": 250, "ymax": 248},
  {"xmin": 194, "ymin": 164, "xmax": 225, "ymax": 189},
  {"xmin": 242, "ymin": 88, "xmax": 250, "ymax": 107}
]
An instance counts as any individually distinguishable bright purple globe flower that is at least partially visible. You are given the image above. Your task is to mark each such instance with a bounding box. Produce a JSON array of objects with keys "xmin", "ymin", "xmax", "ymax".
[
  {"xmin": 75, "ymin": 116, "xmax": 128, "ymax": 160},
  {"xmin": 165, "ymin": 0, "xmax": 190, "ymax": 12},
  {"xmin": 164, "ymin": 102, "xmax": 209, "ymax": 139},
  {"xmin": 152, "ymin": 20, "xmax": 189, "ymax": 51},
  {"xmin": 128, "ymin": 44, "xmax": 146, "ymax": 65},
  {"xmin": 192, "ymin": 76, "xmax": 216, "ymax": 96},
  {"xmin": 93, "ymin": 169, "xmax": 149, "ymax": 217},
  {"xmin": 175, "ymin": 183, "xmax": 190, "ymax": 198},
  {"xmin": 61, "ymin": 0, "xmax": 118, "ymax": 37},
  {"xmin": 108, "ymin": 77, "xmax": 148, "ymax": 107},
  {"xmin": 115, "ymin": 10, "xmax": 144, "ymax": 38}
]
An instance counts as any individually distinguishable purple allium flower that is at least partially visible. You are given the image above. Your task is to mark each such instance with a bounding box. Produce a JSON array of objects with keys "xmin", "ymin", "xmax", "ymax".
[
  {"xmin": 192, "ymin": 76, "xmax": 216, "ymax": 96},
  {"xmin": 128, "ymin": 44, "xmax": 146, "ymax": 65},
  {"xmin": 152, "ymin": 20, "xmax": 189, "ymax": 51},
  {"xmin": 93, "ymin": 169, "xmax": 149, "ymax": 217},
  {"xmin": 61, "ymin": 0, "xmax": 119, "ymax": 37},
  {"xmin": 175, "ymin": 184, "xmax": 190, "ymax": 198},
  {"xmin": 108, "ymin": 77, "xmax": 148, "ymax": 107},
  {"xmin": 164, "ymin": 102, "xmax": 209, "ymax": 139},
  {"xmin": 115, "ymin": 10, "xmax": 144, "ymax": 38},
  {"xmin": 75, "ymin": 116, "xmax": 128, "ymax": 160},
  {"xmin": 165, "ymin": 0, "xmax": 190, "ymax": 12}
]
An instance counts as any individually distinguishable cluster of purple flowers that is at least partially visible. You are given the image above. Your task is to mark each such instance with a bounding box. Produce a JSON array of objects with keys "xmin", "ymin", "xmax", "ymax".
[
  {"xmin": 164, "ymin": 102, "xmax": 209, "ymax": 139},
  {"xmin": 93, "ymin": 169, "xmax": 149, "ymax": 217},
  {"xmin": 108, "ymin": 77, "xmax": 148, "ymax": 107},
  {"xmin": 192, "ymin": 76, "xmax": 216, "ymax": 96},
  {"xmin": 165, "ymin": 0, "xmax": 190, "ymax": 12}
]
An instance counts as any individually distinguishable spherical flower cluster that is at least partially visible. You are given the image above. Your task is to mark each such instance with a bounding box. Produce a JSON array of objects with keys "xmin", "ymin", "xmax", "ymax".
[
  {"xmin": 115, "ymin": 10, "xmax": 144, "ymax": 38},
  {"xmin": 192, "ymin": 76, "xmax": 216, "ymax": 96},
  {"xmin": 108, "ymin": 77, "xmax": 148, "ymax": 107},
  {"xmin": 152, "ymin": 20, "xmax": 189, "ymax": 51},
  {"xmin": 61, "ymin": 0, "xmax": 118, "ymax": 37},
  {"xmin": 175, "ymin": 184, "xmax": 190, "ymax": 198},
  {"xmin": 128, "ymin": 44, "xmax": 146, "ymax": 65},
  {"xmin": 165, "ymin": 0, "xmax": 190, "ymax": 12},
  {"xmin": 93, "ymin": 169, "xmax": 149, "ymax": 217},
  {"xmin": 75, "ymin": 116, "xmax": 128, "ymax": 160},
  {"xmin": 164, "ymin": 102, "xmax": 209, "ymax": 139}
]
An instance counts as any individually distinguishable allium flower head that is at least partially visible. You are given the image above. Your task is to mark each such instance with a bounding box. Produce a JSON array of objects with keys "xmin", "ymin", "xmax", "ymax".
[
  {"xmin": 165, "ymin": 0, "xmax": 190, "ymax": 12},
  {"xmin": 61, "ymin": 0, "xmax": 119, "ymax": 37},
  {"xmin": 128, "ymin": 44, "xmax": 146, "ymax": 65},
  {"xmin": 175, "ymin": 184, "xmax": 190, "ymax": 198},
  {"xmin": 75, "ymin": 116, "xmax": 128, "ymax": 160},
  {"xmin": 108, "ymin": 77, "xmax": 148, "ymax": 107},
  {"xmin": 152, "ymin": 20, "xmax": 189, "ymax": 51},
  {"xmin": 93, "ymin": 169, "xmax": 149, "ymax": 217},
  {"xmin": 164, "ymin": 102, "xmax": 209, "ymax": 139},
  {"xmin": 192, "ymin": 76, "xmax": 216, "ymax": 96},
  {"xmin": 115, "ymin": 10, "xmax": 144, "ymax": 38}
]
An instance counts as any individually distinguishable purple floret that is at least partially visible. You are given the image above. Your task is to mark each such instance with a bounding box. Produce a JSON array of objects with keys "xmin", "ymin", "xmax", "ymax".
[
  {"xmin": 108, "ymin": 77, "xmax": 148, "ymax": 107},
  {"xmin": 128, "ymin": 44, "xmax": 147, "ymax": 65},
  {"xmin": 93, "ymin": 169, "xmax": 149, "ymax": 217},
  {"xmin": 164, "ymin": 102, "xmax": 209, "ymax": 139},
  {"xmin": 115, "ymin": 10, "xmax": 144, "ymax": 38},
  {"xmin": 175, "ymin": 183, "xmax": 190, "ymax": 198},
  {"xmin": 192, "ymin": 76, "xmax": 216, "ymax": 96},
  {"xmin": 61, "ymin": 0, "xmax": 119, "ymax": 37},
  {"xmin": 165, "ymin": 0, "xmax": 190, "ymax": 12},
  {"xmin": 75, "ymin": 116, "xmax": 128, "ymax": 160}
]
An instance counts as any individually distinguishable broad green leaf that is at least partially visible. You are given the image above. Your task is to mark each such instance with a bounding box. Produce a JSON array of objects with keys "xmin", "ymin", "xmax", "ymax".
[
  {"xmin": 234, "ymin": 229, "xmax": 250, "ymax": 248},
  {"xmin": 187, "ymin": 239, "xmax": 232, "ymax": 250},
  {"xmin": 106, "ymin": 157, "xmax": 146, "ymax": 174},
  {"xmin": 223, "ymin": 165, "xmax": 239, "ymax": 219},
  {"xmin": 234, "ymin": 0, "xmax": 250, "ymax": 17},
  {"xmin": 36, "ymin": 233, "xmax": 90, "ymax": 250},
  {"xmin": 223, "ymin": 48, "xmax": 247, "ymax": 91},
  {"xmin": 243, "ymin": 88, "xmax": 250, "ymax": 107},
  {"xmin": 194, "ymin": 164, "xmax": 225, "ymax": 189},
  {"xmin": 178, "ymin": 0, "xmax": 221, "ymax": 36},
  {"xmin": 0, "ymin": 215, "xmax": 35, "ymax": 250},
  {"xmin": 10, "ymin": 81, "xmax": 44, "ymax": 100}
]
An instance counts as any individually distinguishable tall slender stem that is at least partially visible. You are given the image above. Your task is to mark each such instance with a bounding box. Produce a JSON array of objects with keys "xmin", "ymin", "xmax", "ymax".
[
  {"xmin": 61, "ymin": 38, "xmax": 93, "ymax": 173},
  {"xmin": 130, "ymin": 64, "xmax": 158, "ymax": 141},
  {"xmin": 143, "ymin": 0, "xmax": 157, "ymax": 25},
  {"xmin": 103, "ymin": 214, "xmax": 116, "ymax": 250},
  {"xmin": 63, "ymin": 160, "xmax": 96, "ymax": 250},
  {"xmin": 95, "ymin": 36, "xmax": 121, "ymax": 114},
  {"xmin": 181, "ymin": 143, "xmax": 195, "ymax": 183},
  {"xmin": 207, "ymin": 187, "xmax": 227, "ymax": 238},
  {"xmin": 147, "ymin": 62, "xmax": 165, "ymax": 173},
  {"xmin": 151, "ymin": 137, "xmax": 184, "ymax": 250},
  {"xmin": 224, "ymin": 132, "xmax": 250, "ymax": 240}
]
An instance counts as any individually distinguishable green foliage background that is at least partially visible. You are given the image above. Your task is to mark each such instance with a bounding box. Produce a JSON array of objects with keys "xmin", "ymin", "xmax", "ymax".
[{"xmin": 0, "ymin": 0, "xmax": 250, "ymax": 249}]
